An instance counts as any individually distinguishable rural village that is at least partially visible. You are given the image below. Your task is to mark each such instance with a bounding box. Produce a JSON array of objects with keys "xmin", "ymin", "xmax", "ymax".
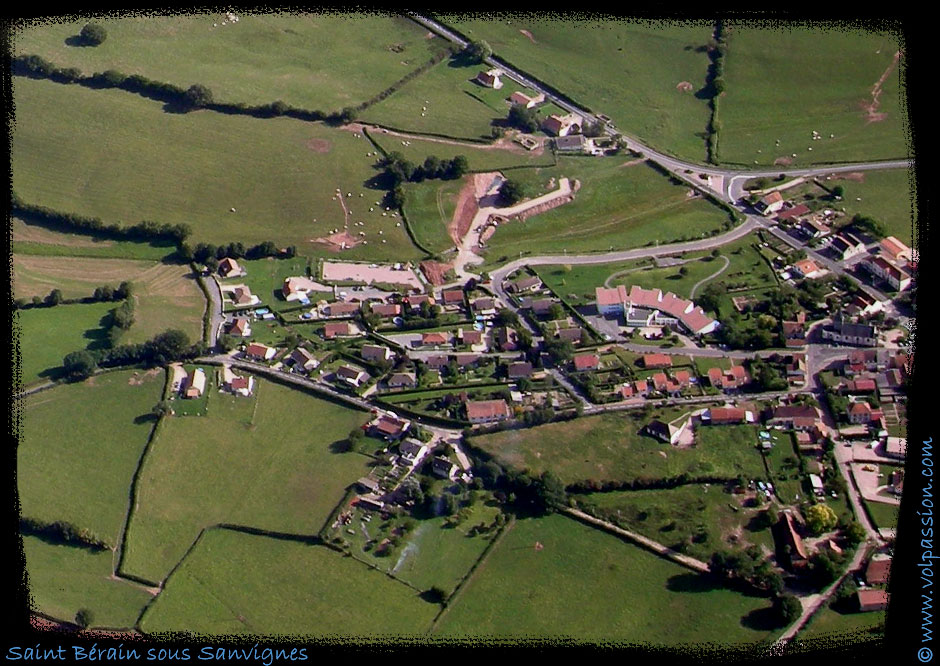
[{"xmin": 11, "ymin": 11, "xmax": 917, "ymax": 654}]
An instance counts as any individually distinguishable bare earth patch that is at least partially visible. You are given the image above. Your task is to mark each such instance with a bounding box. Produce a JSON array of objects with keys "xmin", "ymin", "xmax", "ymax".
[
  {"xmin": 825, "ymin": 171, "xmax": 866, "ymax": 183},
  {"xmin": 128, "ymin": 367, "xmax": 163, "ymax": 385},
  {"xmin": 774, "ymin": 156, "xmax": 794, "ymax": 166},
  {"xmin": 305, "ymin": 137, "xmax": 331, "ymax": 153},
  {"xmin": 676, "ymin": 81, "xmax": 693, "ymax": 92},
  {"xmin": 619, "ymin": 158, "xmax": 646, "ymax": 168},
  {"xmin": 520, "ymin": 29, "xmax": 536, "ymax": 44},
  {"xmin": 419, "ymin": 260, "xmax": 451, "ymax": 286},
  {"xmin": 862, "ymin": 50, "xmax": 902, "ymax": 124},
  {"xmin": 312, "ymin": 230, "xmax": 362, "ymax": 252}
]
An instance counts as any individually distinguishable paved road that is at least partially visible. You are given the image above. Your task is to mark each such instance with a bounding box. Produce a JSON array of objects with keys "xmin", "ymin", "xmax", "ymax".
[
  {"xmin": 204, "ymin": 275, "xmax": 225, "ymax": 349},
  {"xmin": 409, "ymin": 12, "xmax": 912, "ymax": 200},
  {"xmin": 689, "ymin": 255, "xmax": 730, "ymax": 299}
]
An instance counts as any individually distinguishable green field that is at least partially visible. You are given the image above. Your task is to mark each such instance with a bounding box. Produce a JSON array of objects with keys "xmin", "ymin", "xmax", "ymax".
[
  {"xmin": 441, "ymin": 17, "xmax": 716, "ymax": 163},
  {"xmin": 13, "ymin": 254, "xmax": 204, "ymax": 346},
  {"xmin": 471, "ymin": 413, "xmax": 767, "ymax": 486},
  {"xmin": 121, "ymin": 378, "xmax": 372, "ymax": 584},
  {"xmin": 12, "ymin": 217, "xmax": 178, "ymax": 261},
  {"xmin": 14, "ymin": 301, "xmax": 116, "ymax": 386},
  {"xmin": 823, "ymin": 169, "xmax": 916, "ymax": 247},
  {"xmin": 13, "ymin": 13, "xmax": 447, "ymax": 113},
  {"xmin": 12, "ymin": 77, "xmax": 421, "ymax": 261},
  {"xmin": 864, "ymin": 499, "xmax": 899, "ymax": 531},
  {"xmin": 717, "ymin": 26, "xmax": 908, "ymax": 166},
  {"xmin": 360, "ymin": 57, "xmax": 512, "ymax": 140},
  {"xmin": 23, "ymin": 536, "xmax": 153, "ymax": 629},
  {"xmin": 334, "ymin": 503, "xmax": 502, "ymax": 596},
  {"xmin": 796, "ymin": 604, "xmax": 885, "ymax": 643},
  {"xmin": 480, "ymin": 159, "xmax": 733, "ymax": 265},
  {"xmin": 139, "ymin": 527, "xmax": 438, "ymax": 636},
  {"xmin": 434, "ymin": 513, "xmax": 781, "ymax": 645},
  {"xmin": 401, "ymin": 178, "xmax": 463, "ymax": 255},
  {"xmin": 580, "ymin": 484, "xmax": 776, "ymax": 561},
  {"xmin": 18, "ymin": 368, "xmax": 165, "ymax": 544}
]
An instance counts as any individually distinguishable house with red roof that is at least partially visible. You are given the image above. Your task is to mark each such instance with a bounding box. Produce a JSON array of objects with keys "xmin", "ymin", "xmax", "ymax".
[
  {"xmin": 218, "ymin": 257, "xmax": 243, "ymax": 278},
  {"xmin": 509, "ymin": 90, "xmax": 545, "ymax": 108},
  {"xmin": 861, "ymin": 256, "xmax": 912, "ymax": 291},
  {"xmin": 244, "ymin": 342, "xmax": 276, "ymax": 361},
  {"xmin": 776, "ymin": 203, "xmax": 811, "ymax": 222},
  {"xmin": 705, "ymin": 407, "xmax": 750, "ymax": 425},
  {"xmin": 371, "ymin": 303, "xmax": 401, "ymax": 318},
  {"xmin": 420, "ymin": 332, "xmax": 451, "ymax": 347},
  {"xmin": 475, "ymin": 69, "xmax": 503, "ymax": 89},
  {"xmin": 323, "ymin": 322, "xmax": 359, "ymax": 340},
  {"xmin": 848, "ymin": 401, "xmax": 873, "ymax": 424},
  {"xmin": 755, "ymin": 191, "xmax": 784, "ymax": 216},
  {"xmin": 791, "ymin": 258, "xmax": 823, "ymax": 279},
  {"xmin": 857, "ymin": 589, "xmax": 889, "ymax": 612},
  {"xmin": 573, "ymin": 353, "xmax": 600, "ymax": 372},
  {"xmin": 466, "ymin": 399, "xmax": 512, "ymax": 424},
  {"xmin": 643, "ymin": 353, "xmax": 672, "ymax": 369},
  {"xmin": 880, "ymin": 236, "xmax": 912, "ymax": 263},
  {"xmin": 866, "ymin": 556, "xmax": 892, "ymax": 585}
]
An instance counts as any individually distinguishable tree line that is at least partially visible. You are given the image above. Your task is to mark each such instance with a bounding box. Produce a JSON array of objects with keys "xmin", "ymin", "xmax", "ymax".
[
  {"xmin": 13, "ymin": 193, "xmax": 191, "ymax": 245},
  {"xmin": 62, "ymin": 329, "xmax": 205, "ymax": 382}
]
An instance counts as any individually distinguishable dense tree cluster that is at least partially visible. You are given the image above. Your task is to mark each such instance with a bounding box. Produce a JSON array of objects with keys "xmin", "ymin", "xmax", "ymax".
[
  {"xmin": 507, "ymin": 103, "xmax": 538, "ymax": 133},
  {"xmin": 382, "ymin": 152, "xmax": 469, "ymax": 187}
]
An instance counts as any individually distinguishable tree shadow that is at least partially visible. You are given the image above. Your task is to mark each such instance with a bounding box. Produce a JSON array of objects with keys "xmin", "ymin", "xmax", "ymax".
[
  {"xmin": 739, "ymin": 606, "xmax": 783, "ymax": 631},
  {"xmin": 665, "ymin": 573, "xmax": 725, "ymax": 593},
  {"xmin": 447, "ymin": 52, "xmax": 479, "ymax": 69},
  {"xmin": 64, "ymin": 35, "xmax": 88, "ymax": 47},
  {"xmin": 133, "ymin": 413, "xmax": 158, "ymax": 425},
  {"xmin": 694, "ymin": 85, "xmax": 716, "ymax": 100},
  {"xmin": 329, "ymin": 439, "xmax": 352, "ymax": 454}
]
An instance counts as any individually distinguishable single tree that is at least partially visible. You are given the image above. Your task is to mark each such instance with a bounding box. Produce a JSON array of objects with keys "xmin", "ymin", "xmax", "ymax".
[
  {"xmin": 499, "ymin": 179, "xmax": 526, "ymax": 206},
  {"xmin": 75, "ymin": 608, "xmax": 95, "ymax": 629},
  {"xmin": 79, "ymin": 23, "xmax": 107, "ymax": 46},
  {"xmin": 184, "ymin": 84, "xmax": 214, "ymax": 109},
  {"xmin": 63, "ymin": 350, "xmax": 97, "ymax": 381},
  {"xmin": 465, "ymin": 39, "xmax": 492, "ymax": 63},
  {"xmin": 773, "ymin": 594, "xmax": 802, "ymax": 626},
  {"xmin": 805, "ymin": 503, "xmax": 838, "ymax": 535}
]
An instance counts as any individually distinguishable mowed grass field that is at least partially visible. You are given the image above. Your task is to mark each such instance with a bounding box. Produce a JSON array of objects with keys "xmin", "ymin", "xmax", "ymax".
[
  {"xmin": 481, "ymin": 159, "xmax": 733, "ymax": 265},
  {"xmin": 796, "ymin": 605, "xmax": 885, "ymax": 643},
  {"xmin": 402, "ymin": 178, "xmax": 462, "ymax": 254},
  {"xmin": 13, "ymin": 13, "xmax": 447, "ymax": 112},
  {"xmin": 121, "ymin": 378, "xmax": 372, "ymax": 584},
  {"xmin": 360, "ymin": 58, "xmax": 510, "ymax": 140},
  {"xmin": 13, "ymin": 255, "xmax": 204, "ymax": 345},
  {"xmin": 14, "ymin": 301, "xmax": 115, "ymax": 386},
  {"xmin": 12, "ymin": 77, "xmax": 421, "ymax": 262},
  {"xmin": 12, "ymin": 217, "xmax": 178, "ymax": 261},
  {"xmin": 535, "ymin": 232, "xmax": 768, "ymax": 306},
  {"xmin": 23, "ymin": 536, "xmax": 154, "ymax": 629},
  {"xmin": 441, "ymin": 17, "xmax": 716, "ymax": 163},
  {"xmin": 717, "ymin": 26, "xmax": 908, "ymax": 166},
  {"xmin": 139, "ymin": 528, "xmax": 438, "ymax": 636},
  {"xmin": 17, "ymin": 368, "xmax": 165, "ymax": 544},
  {"xmin": 470, "ymin": 413, "xmax": 767, "ymax": 486},
  {"xmin": 434, "ymin": 513, "xmax": 781, "ymax": 645}
]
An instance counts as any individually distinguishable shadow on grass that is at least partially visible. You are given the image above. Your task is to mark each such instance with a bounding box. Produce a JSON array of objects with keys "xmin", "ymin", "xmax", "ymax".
[
  {"xmin": 133, "ymin": 413, "xmax": 159, "ymax": 425},
  {"xmin": 666, "ymin": 573, "xmax": 725, "ymax": 593},
  {"xmin": 329, "ymin": 439, "xmax": 352, "ymax": 454},
  {"xmin": 740, "ymin": 606, "xmax": 784, "ymax": 631},
  {"xmin": 64, "ymin": 35, "xmax": 88, "ymax": 47}
]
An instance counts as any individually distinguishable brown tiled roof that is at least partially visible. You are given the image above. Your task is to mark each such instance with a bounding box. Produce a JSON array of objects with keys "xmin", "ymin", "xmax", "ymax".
[{"xmin": 466, "ymin": 399, "xmax": 510, "ymax": 421}]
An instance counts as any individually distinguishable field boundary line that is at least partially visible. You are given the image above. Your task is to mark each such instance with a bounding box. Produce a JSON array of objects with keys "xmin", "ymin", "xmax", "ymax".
[
  {"xmin": 561, "ymin": 508, "xmax": 711, "ymax": 574},
  {"xmin": 112, "ymin": 367, "xmax": 170, "ymax": 588},
  {"xmin": 426, "ymin": 514, "xmax": 515, "ymax": 634}
]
